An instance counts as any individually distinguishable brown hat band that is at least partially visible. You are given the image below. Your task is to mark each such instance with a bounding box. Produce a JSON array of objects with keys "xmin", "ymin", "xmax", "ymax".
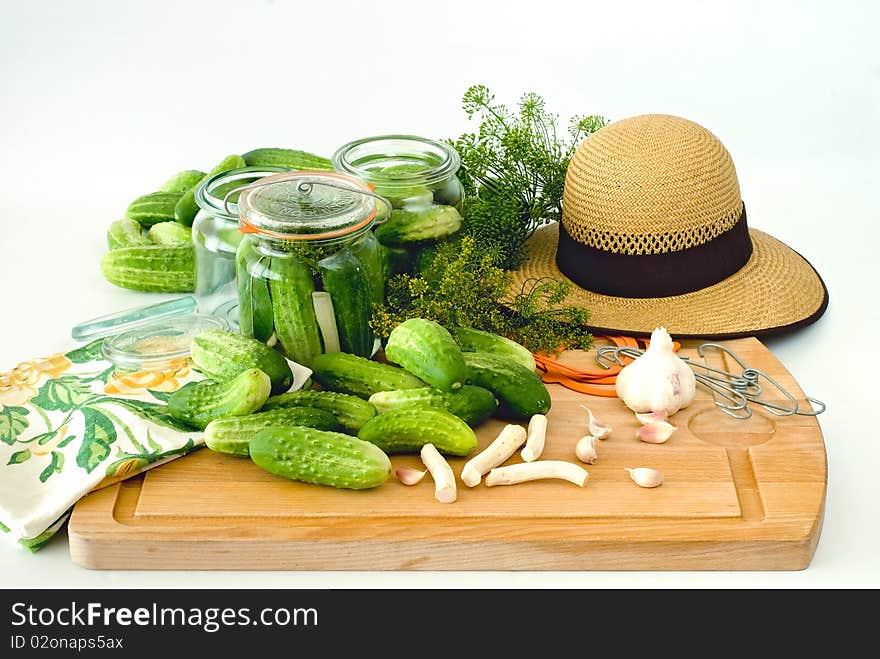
[{"xmin": 555, "ymin": 205, "xmax": 754, "ymax": 298}]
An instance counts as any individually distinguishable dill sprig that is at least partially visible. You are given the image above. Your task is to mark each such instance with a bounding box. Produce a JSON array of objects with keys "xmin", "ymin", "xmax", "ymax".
[{"xmin": 450, "ymin": 85, "xmax": 607, "ymax": 269}]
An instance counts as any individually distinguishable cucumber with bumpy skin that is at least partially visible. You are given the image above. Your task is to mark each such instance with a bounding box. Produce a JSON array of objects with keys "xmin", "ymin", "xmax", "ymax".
[
  {"xmin": 384, "ymin": 318, "xmax": 466, "ymax": 392},
  {"xmin": 107, "ymin": 218, "xmax": 149, "ymax": 250},
  {"xmin": 148, "ymin": 221, "xmax": 192, "ymax": 246},
  {"xmin": 375, "ymin": 205, "xmax": 462, "ymax": 246},
  {"xmin": 125, "ymin": 191, "xmax": 183, "ymax": 227},
  {"xmin": 249, "ymin": 426, "xmax": 391, "ymax": 490},
  {"xmin": 160, "ymin": 169, "xmax": 206, "ymax": 194},
  {"xmin": 235, "ymin": 241, "xmax": 275, "ymax": 343},
  {"xmin": 168, "ymin": 368, "xmax": 271, "ymax": 430},
  {"xmin": 101, "ymin": 245, "xmax": 195, "ymax": 293},
  {"xmin": 269, "ymin": 253, "xmax": 323, "ymax": 367},
  {"xmin": 350, "ymin": 231, "xmax": 384, "ymax": 306},
  {"xmin": 175, "ymin": 154, "xmax": 246, "ymax": 226},
  {"xmin": 204, "ymin": 407, "xmax": 339, "ymax": 456},
  {"xmin": 380, "ymin": 244, "xmax": 413, "ymax": 278},
  {"xmin": 311, "ymin": 352, "xmax": 425, "ymax": 399},
  {"xmin": 262, "ymin": 389, "xmax": 377, "ymax": 434},
  {"xmin": 463, "ymin": 352, "xmax": 551, "ymax": 420},
  {"xmin": 369, "ymin": 385, "xmax": 497, "ymax": 427},
  {"xmin": 242, "ymin": 148, "xmax": 333, "ymax": 171},
  {"xmin": 453, "ymin": 327, "xmax": 536, "ymax": 372},
  {"xmin": 357, "ymin": 407, "xmax": 477, "ymax": 456},
  {"xmin": 318, "ymin": 250, "xmax": 374, "ymax": 357},
  {"xmin": 191, "ymin": 329, "xmax": 292, "ymax": 395}
]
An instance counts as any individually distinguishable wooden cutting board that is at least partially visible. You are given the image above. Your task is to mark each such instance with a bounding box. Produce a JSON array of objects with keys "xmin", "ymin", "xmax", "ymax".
[{"xmin": 68, "ymin": 337, "xmax": 826, "ymax": 570}]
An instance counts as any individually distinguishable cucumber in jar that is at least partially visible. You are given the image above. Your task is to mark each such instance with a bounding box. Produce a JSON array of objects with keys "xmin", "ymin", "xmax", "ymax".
[
  {"xmin": 235, "ymin": 240, "xmax": 275, "ymax": 343},
  {"xmin": 318, "ymin": 250, "xmax": 374, "ymax": 357},
  {"xmin": 269, "ymin": 251, "xmax": 323, "ymax": 367},
  {"xmin": 348, "ymin": 230, "xmax": 384, "ymax": 306}
]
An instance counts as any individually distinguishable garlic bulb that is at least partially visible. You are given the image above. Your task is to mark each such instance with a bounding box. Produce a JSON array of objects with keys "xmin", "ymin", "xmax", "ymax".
[{"xmin": 615, "ymin": 327, "xmax": 696, "ymax": 415}]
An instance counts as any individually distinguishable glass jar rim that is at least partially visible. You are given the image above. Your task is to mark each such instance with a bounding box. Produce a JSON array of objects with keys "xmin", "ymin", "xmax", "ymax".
[
  {"xmin": 195, "ymin": 165, "xmax": 289, "ymax": 220},
  {"xmin": 332, "ymin": 134, "xmax": 460, "ymax": 187},
  {"xmin": 238, "ymin": 170, "xmax": 378, "ymax": 242}
]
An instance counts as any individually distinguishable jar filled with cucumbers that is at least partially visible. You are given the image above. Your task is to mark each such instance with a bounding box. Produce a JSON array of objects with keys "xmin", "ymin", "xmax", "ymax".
[
  {"xmin": 193, "ymin": 166, "xmax": 288, "ymax": 325},
  {"xmin": 331, "ymin": 135, "xmax": 464, "ymax": 270},
  {"xmin": 235, "ymin": 171, "xmax": 386, "ymax": 368}
]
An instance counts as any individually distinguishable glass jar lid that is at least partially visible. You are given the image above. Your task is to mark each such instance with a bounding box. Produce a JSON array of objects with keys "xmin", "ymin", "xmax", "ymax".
[
  {"xmin": 195, "ymin": 166, "xmax": 289, "ymax": 220},
  {"xmin": 332, "ymin": 135, "xmax": 460, "ymax": 189},
  {"xmin": 238, "ymin": 171, "xmax": 377, "ymax": 241},
  {"xmin": 101, "ymin": 313, "xmax": 228, "ymax": 372}
]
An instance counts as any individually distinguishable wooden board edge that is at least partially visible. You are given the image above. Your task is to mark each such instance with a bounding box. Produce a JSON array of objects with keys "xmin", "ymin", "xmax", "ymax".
[{"xmin": 69, "ymin": 534, "xmax": 821, "ymax": 571}]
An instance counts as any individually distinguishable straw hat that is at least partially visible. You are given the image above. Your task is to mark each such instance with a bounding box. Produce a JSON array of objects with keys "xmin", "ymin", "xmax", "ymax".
[{"xmin": 510, "ymin": 114, "xmax": 828, "ymax": 338}]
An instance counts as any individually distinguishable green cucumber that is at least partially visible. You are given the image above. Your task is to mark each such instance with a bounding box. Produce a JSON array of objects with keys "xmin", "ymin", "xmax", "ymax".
[
  {"xmin": 125, "ymin": 191, "xmax": 183, "ymax": 227},
  {"xmin": 175, "ymin": 155, "xmax": 246, "ymax": 226},
  {"xmin": 311, "ymin": 352, "xmax": 425, "ymax": 399},
  {"xmin": 384, "ymin": 318, "xmax": 466, "ymax": 392},
  {"xmin": 236, "ymin": 245, "xmax": 256, "ymax": 339},
  {"xmin": 269, "ymin": 253, "xmax": 323, "ymax": 367},
  {"xmin": 463, "ymin": 352, "xmax": 551, "ymax": 420},
  {"xmin": 168, "ymin": 368, "xmax": 271, "ymax": 430},
  {"xmin": 249, "ymin": 426, "xmax": 391, "ymax": 490},
  {"xmin": 191, "ymin": 329, "xmax": 292, "ymax": 395},
  {"xmin": 369, "ymin": 385, "xmax": 497, "ymax": 427},
  {"xmin": 453, "ymin": 327, "xmax": 536, "ymax": 372},
  {"xmin": 235, "ymin": 241, "xmax": 274, "ymax": 343},
  {"xmin": 262, "ymin": 390, "xmax": 377, "ymax": 434},
  {"xmin": 100, "ymin": 245, "xmax": 195, "ymax": 293},
  {"xmin": 148, "ymin": 221, "xmax": 192, "ymax": 246},
  {"xmin": 350, "ymin": 231, "xmax": 384, "ymax": 306},
  {"xmin": 107, "ymin": 218, "xmax": 149, "ymax": 250},
  {"xmin": 318, "ymin": 250, "xmax": 374, "ymax": 357},
  {"xmin": 242, "ymin": 148, "xmax": 333, "ymax": 171},
  {"xmin": 204, "ymin": 407, "xmax": 339, "ymax": 456},
  {"xmin": 160, "ymin": 169, "xmax": 206, "ymax": 194},
  {"xmin": 375, "ymin": 205, "xmax": 462, "ymax": 246},
  {"xmin": 357, "ymin": 407, "xmax": 477, "ymax": 456},
  {"xmin": 372, "ymin": 165, "xmax": 434, "ymax": 210},
  {"xmin": 380, "ymin": 244, "xmax": 413, "ymax": 278}
]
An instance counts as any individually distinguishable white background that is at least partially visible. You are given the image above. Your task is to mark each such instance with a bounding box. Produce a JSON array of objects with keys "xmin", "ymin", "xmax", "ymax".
[{"xmin": 1, "ymin": 0, "xmax": 878, "ymax": 587}]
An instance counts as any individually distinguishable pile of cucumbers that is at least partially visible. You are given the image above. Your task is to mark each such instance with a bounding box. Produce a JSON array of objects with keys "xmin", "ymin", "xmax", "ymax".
[
  {"xmin": 165, "ymin": 319, "xmax": 550, "ymax": 491},
  {"xmin": 100, "ymin": 148, "xmax": 333, "ymax": 293}
]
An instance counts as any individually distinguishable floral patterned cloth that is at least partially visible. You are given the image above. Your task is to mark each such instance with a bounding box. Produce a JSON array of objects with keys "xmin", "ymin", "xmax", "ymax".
[{"xmin": 0, "ymin": 338, "xmax": 204, "ymax": 550}]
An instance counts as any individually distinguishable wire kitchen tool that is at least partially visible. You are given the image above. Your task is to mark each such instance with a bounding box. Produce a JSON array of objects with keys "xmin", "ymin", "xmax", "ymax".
[{"xmin": 594, "ymin": 342, "xmax": 826, "ymax": 420}]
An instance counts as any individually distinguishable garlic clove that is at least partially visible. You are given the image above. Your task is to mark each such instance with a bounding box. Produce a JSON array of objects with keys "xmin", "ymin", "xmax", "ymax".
[
  {"xmin": 575, "ymin": 435, "xmax": 599, "ymax": 464},
  {"xmin": 635, "ymin": 410, "xmax": 669, "ymax": 425},
  {"xmin": 395, "ymin": 466, "xmax": 428, "ymax": 485},
  {"xmin": 625, "ymin": 467, "xmax": 664, "ymax": 488},
  {"xmin": 581, "ymin": 405, "xmax": 612, "ymax": 439},
  {"xmin": 636, "ymin": 421, "xmax": 677, "ymax": 444}
]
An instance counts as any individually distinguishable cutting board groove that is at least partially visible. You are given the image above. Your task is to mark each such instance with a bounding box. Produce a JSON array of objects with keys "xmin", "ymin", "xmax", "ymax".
[{"xmin": 68, "ymin": 338, "xmax": 826, "ymax": 570}]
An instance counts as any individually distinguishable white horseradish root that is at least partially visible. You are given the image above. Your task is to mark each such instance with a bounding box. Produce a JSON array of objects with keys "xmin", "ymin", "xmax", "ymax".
[
  {"xmin": 485, "ymin": 461, "xmax": 589, "ymax": 487},
  {"xmin": 461, "ymin": 424, "xmax": 527, "ymax": 487},
  {"xmin": 420, "ymin": 443, "xmax": 457, "ymax": 503},
  {"xmin": 521, "ymin": 414, "xmax": 547, "ymax": 462}
]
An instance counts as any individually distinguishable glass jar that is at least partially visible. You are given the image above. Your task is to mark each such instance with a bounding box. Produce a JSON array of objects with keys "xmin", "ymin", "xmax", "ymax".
[
  {"xmin": 236, "ymin": 171, "xmax": 385, "ymax": 367},
  {"xmin": 332, "ymin": 134, "xmax": 463, "ymax": 216},
  {"xmin": 193, "ymin": 166, "xmax": 288, "ymax": 326}
]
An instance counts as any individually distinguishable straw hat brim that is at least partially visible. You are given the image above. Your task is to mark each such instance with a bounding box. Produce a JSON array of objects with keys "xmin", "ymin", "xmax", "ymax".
[{"xmin": 510, "ymin": 222, "xmax": 828, "ymax": 339}]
